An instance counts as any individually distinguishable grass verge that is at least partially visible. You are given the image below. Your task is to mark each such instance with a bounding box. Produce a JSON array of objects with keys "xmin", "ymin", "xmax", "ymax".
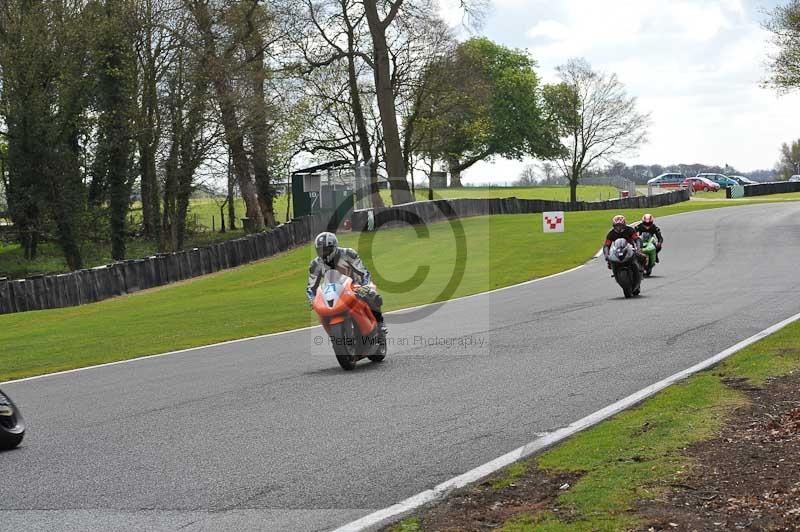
[
  {"xmin": 386, "ymin": 318, "xmax": 800, "ymax": 531},
  {"xmin": 0, "ymin": 198, "xmax": 795, "ymax": 381},
  {"xmin": 488, "ymin": 319, "xmax": 800, "ymax": 531}
]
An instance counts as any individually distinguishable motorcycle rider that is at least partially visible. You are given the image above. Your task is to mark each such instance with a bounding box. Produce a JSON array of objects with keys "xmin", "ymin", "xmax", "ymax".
[
  {"xmin": 307, "ymin": 232, "xmax": 387, "ymax": 337},
  {"xmin": 603, "ymin": 214, "xmax": 646, "ymax": 271},
  {"xmin": 634, "ymin": 213, "xmax": 663, "ymax": 262}
]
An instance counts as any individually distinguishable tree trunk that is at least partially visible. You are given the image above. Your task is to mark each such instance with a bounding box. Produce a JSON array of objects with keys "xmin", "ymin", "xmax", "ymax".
[
  {"xmin": 191, "ymin": 1, "xmax": 264, "ymax": 230},
  {"xmin": 570, "ymin": 176, "xmax": 578, "ymax": 203},
  {"xmin": 447, "ymin": 156, "xmax": 463, "ymax": 188},
  {"xmin": 245, "ymin": 8, "xmax": 276, "ymax": 228},
  {"xmin": 162, "ymin": 136, "xmax": 179, "ymax": 251},
  {"xmin": 138, "ymin": 0, "xmax": 161, "ymax": 240},
  {"xmin": 343, "ymin": 10, "xmax": 384, "ymax": 208},
  {"xmin": 363, "ymin": 0, "xmax": 411, "ymax": 205},
  {"xmin": 227, "ymin": 152, "xmax": 237, "ymax": 230}
]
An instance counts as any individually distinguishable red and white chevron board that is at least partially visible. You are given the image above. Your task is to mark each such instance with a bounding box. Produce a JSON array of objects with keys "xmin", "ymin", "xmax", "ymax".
[{"xmin": 543, "ymin": 211, "xmax": 565, "ymax": 233}]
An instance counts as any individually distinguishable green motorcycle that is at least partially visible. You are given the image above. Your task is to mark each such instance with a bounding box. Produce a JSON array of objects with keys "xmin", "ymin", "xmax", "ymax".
[{"xmin": 640, "ymin": 232, "xmax": 658, "ymax": 277}]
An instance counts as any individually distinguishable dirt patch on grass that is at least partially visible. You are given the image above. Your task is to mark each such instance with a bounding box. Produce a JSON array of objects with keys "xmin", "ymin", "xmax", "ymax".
[
  {"xmin": 386, "ymin": 469, "xmax": 582, "ymax": 531},
  {"xmin": 640, "ymin": 371, "xmax": 800, "ymax": 531}
]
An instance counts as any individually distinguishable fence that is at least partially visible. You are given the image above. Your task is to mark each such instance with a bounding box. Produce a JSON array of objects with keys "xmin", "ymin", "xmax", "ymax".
[
  {"xmin": 0, "ymin": 213, "xmax": 329, "ymax": 315},
  {"xmin": 351, "ymin": 189, "xmax": 690, "ymax": 231},
  {"xmin": 727, "ymin": 181, "xmax": 800, "ymax": 198},
  {"xmin": 581, "ymin": 176, "xmax": 637, "ymax": 196}
]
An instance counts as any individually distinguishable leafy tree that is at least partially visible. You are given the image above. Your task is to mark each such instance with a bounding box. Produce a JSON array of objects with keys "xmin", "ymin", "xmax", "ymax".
[
  {"xmin": 776, "ymin": 139, "xmax": 800, "ymax": 179},
  {"xmin": 0, "ymin": 0, "xmax": 91, "ymax": 267},
  {"xmin": 89, "ymin": 0, "xmax": 139, "ymax": 261},
  {"xmin": 766, "ymin": 1, "xmax": 800, "ymax": 91},
  {"xmin": 414, "ymin": 38, "xmax": 563, "ymax": 187},
  {"xmin": 546, "ymin": 58, "xmax": 650, "ymax": 203},
  {"xmin": 515, "ymin": 164, "xmax": 537, "ymax": 186}
]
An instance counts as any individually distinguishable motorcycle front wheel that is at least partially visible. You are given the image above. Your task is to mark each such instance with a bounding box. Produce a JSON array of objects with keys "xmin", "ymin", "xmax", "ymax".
[
  {"xmin": 615, "ymin": 268, "xmax": 633, "ymax": 298},
  {"xmin": 0, "ymin": 390, "xmax": 25, "ymax": 450},
  {"xmin": 331, "ymin": 321, "xmax": 359, "ymax": 371}
]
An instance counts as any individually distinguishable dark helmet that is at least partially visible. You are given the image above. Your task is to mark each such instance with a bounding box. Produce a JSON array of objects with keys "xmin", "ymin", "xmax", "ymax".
[{"xmin": 314, "ymin": 232, "xmax": 339, "ymax": 262}]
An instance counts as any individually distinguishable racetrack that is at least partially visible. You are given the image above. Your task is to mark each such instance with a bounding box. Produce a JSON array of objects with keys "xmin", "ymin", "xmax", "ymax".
[{"xmin": 2, "ymin": 203, "xmax": 799, "ymax": 532}]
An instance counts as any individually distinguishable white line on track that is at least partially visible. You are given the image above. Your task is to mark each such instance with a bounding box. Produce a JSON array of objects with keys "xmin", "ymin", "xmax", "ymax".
[{"xmin": 331, "ymin": 310, "xmax": 800, "ymax": 532}]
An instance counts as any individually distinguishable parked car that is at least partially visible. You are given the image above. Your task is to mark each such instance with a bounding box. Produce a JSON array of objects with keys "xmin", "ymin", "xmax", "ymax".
[
  {"xmin": 696, "ymin": 173, "xmax": 739, "ymax": 189},
  {"xmin": 729, "ymin": 175, "xmax": 758, "ymax": 185},
  {"xmin": 789, "ymin": 175, "xmax": 800, "ymax": 182},
  {"xmin": 682, "ymin": 176, "xmax": 721, "ymax": 192},
  {"xmin": 647, "ymin": 173, "xmax": 686, "ymax": 188}
]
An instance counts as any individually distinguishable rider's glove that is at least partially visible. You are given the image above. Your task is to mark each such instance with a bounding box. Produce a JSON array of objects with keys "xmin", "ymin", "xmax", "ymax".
[{"xmin": 355, "ymin": 286, "xmax": 371, "ymax": 299}]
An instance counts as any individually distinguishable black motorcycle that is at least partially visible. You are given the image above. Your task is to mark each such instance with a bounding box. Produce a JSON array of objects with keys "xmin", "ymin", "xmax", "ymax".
[
  {"xmin": 0, "ymin": 389, "xmax": 25, "ymax": 449},
  {"xmin": 607, "ymin": 238, "xmax": 643, "ymax": 298}
]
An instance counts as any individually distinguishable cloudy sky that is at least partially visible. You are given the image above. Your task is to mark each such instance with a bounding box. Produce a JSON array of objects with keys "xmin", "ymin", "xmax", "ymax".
[{"xmin": 438, "ymin": 0, "xmax": 800, "ymax": 184}]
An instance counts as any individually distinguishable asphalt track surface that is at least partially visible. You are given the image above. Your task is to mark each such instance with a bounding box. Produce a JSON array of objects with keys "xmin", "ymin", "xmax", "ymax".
[{"xmin": 2, "ymin": 203, "xmax": 800, "ymax": 532}]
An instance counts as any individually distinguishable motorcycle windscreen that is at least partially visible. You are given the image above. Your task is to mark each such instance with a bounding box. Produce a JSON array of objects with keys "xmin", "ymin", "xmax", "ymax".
[
  {"xmin": 608, "ymin": 238, "xmax": 633, "ymax": 263},
  {"xmin": 320, "ymin": 269, "xmax": 348, "ymax": 307}
]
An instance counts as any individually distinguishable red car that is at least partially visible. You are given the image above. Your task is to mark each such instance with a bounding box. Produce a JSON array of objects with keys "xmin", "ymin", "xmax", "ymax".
[{"xmin": 682, "ymin": 176, "xmax": 721, "ymax": 192}]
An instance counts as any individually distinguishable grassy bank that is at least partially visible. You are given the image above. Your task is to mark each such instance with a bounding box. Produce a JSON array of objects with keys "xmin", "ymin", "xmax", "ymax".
[
  {"xmin": 0, "ymin": 199, "xmax": 796, "ymax": 381},
  {"xmin": 390, "ymin": 318, "xmax": 800, "ymax": 531}
]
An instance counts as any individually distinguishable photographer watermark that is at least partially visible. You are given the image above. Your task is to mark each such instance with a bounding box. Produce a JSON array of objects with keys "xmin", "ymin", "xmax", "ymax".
[{"xmin": 312, "ymin": 333, "xmax": 487, "ymax": 351}]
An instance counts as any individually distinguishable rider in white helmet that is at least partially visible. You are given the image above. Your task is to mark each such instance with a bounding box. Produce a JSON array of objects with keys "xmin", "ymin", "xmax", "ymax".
[
  {"xmin": 307, "ymin": 232, "xmax": 387, "ymax": 336},
  {"xmin": 634, "ymin": 213, "xmax": 663, "ymax": 263}
]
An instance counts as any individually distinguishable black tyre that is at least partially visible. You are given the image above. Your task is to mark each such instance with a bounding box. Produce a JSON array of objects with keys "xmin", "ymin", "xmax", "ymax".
[
  {"xmin": 333, "ymin": 342, "xmax": 357, "ymax": 370},
  {"xmin": 0, "ymin": 390, "xmax": 25, "ymax": 450},
  {"xmin": 616, "ymin": 269, "xmax": 632, "ymax": 298},
  {"xmin": 368, "ymin": 340, "xmax": 387, "ymax": 363},
  {"xmin": 331, "ymin": 322, "xmax": 358, "ymax": 371},
  {"xmin": 703, "ymin": 186, "xmax": 709, "ymax": 192}
]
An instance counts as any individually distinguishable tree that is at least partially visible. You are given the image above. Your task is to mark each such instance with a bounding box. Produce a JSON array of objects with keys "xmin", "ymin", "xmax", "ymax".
[
  {"xmin": 766, "ymin": 1, "xmax": 800, "ymax": 91},
  {"xmin": 134, "ymin": 0, "xmax": 173, "ymax": 241},
  {"xmin": 362, "ymin": 0, "xmax": 412, "ymax": 204},
  {"xmin": 515, "ymin": 165, "xmax": 537, "ymax": 186},
  {"xmin": 413, "ymin": 38, "xmax": 562, "ymax": 187},
  {"xmin": 294, "ymin": 0, "xmax": 386, "ymax": 208},
  {"xmin": 0, "ymin": 0, "xmax": 91, "ymax": 268},
  {"xmin": 185, "ymin": 0, "xmax": 265, "ymax": 230},
  {"xmin": 90, "ymin": 0, "xmax": 139, "ymax": 261},
  {"xmin": 546, "ymin": 58, "xmax": 650, "ymax": 203},
  {"xmin": 776, "ymin": 139, "xmax": 800, "ymax": 179}
]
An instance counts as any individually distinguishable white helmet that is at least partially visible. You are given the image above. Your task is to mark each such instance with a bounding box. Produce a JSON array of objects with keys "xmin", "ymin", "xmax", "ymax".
[{"xmin": 314, "ymin": 232, "xmax": 338, "ymax": 261}]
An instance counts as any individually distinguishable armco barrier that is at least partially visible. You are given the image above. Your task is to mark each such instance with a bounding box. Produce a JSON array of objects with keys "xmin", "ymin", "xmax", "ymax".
[
  {"xmin": 351, "ymin": 189, "xmax": 690, "ymax": 231},
  {"xmin": 0, "ymin": 191, "xmax": 689, "ymax": 315},
  {"xmin": 0, "ymin": 212, "xmax": 329, "ymax": 315},
  {"xmin": 726, "ymin": 181, "xmax": 800, "ymax": 198}
]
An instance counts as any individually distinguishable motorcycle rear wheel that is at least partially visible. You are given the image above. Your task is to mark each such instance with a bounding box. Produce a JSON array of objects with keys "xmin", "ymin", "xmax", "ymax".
[{"xmin": 368, "ymin": 340, "xmax": 387, "ymax": 363}]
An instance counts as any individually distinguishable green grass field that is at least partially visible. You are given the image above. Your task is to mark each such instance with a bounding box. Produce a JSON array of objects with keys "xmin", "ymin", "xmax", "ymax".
[{"xmin": 0, "ymin": 198, "xmax": 790, "ymax": 382}]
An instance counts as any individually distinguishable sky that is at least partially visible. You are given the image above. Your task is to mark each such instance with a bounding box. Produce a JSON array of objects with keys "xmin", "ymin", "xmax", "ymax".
[{"xmin": 437, "ymin": 0, "xmax": 800, "ymax": 184}]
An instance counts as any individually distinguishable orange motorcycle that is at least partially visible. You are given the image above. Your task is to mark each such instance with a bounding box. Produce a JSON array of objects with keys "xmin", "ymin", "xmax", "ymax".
[{"xmin": 312, "ymin": 270, "xmax": 387, "ymax": 370}]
